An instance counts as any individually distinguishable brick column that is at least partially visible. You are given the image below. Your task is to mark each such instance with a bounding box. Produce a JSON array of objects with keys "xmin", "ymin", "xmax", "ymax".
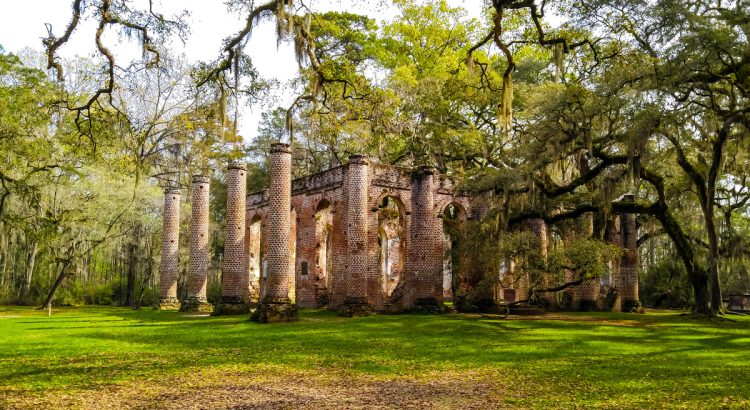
[
  {"xmin": 182, "ymin": 175, "xmax": 212, "ymax": 312},
  {"xmin": 339, "ymin": 154, "xmax": 372, "ymax": 316},
  {"xmin": 158, "ymin": 187, "xmax": 181, "ymax": 310},
  {"xmin": 215, "ymin": 160, "xmax": 249, "ymax": 315},
  {"xmin": 618, "ymin": 194, "xmax": 640, "ymax": 312},
  {"xmin": 408, "ymin": 166, "xmax": 443, "ymax": 312},
  {"xmin": 252, "ymin": 143, "xmax": 297, "ymax": 322}
]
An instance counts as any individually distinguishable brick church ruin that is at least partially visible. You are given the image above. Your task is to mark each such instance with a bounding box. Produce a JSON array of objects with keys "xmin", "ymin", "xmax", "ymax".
[{"xmin": 158, "ymin": 143, "xmax": 639, "ymax": 321}]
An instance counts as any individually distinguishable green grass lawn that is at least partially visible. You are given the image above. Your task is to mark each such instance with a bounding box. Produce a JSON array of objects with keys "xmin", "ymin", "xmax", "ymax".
[{"xmin": 0, "ymin": 306, "xmax": 748, "ymax": 409}]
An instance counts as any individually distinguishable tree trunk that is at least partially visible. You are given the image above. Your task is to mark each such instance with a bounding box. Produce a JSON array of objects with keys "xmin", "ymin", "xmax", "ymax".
[
  {"xmin": 125, "ymin": 243, "xmax": 137, "ymax": 307},
  {"xmin": 690, "ymin": 271, "xmax": 711, "ymax": 315},
  {"xmin": 18, "ymin": 240, "xmax": 38, "ymax": 301},
  {"xmin": 39, "ymin": 258, "xmax": 73, "ymax": 310},
  {"xmin": 670, "ymin": 127, "xmax": 728, "ymax": 316},
  {"xmin": 704, "ymin": 207, "xmax": 722, "ymax": 314},
  {"xmin": 0, "ymin": 224, "xmax": 6, "ymax": 288},
  {"xmin": 704, "ymin": 131, "xmax": 728, "ymax": 315},
  {"xmin": 136, "ymin": 253, "xmax": 154, "ymax": 309}
]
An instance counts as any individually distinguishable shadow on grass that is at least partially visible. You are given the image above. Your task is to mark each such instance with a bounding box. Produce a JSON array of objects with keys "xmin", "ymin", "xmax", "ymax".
[{"xmin": 1, "ymin": 306, "xmax": 749, "ymax": 407}]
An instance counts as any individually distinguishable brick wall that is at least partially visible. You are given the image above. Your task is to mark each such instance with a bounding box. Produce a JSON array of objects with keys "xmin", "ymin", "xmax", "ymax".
[{"xmin": 244, "ymin": 157, "xmax": 470, "ymax": 312}]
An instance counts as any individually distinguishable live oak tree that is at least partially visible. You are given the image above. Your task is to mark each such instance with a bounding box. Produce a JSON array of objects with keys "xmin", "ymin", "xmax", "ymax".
[{"xmin": 8, "ymin": 0, "xmax": 747, "ymax": 315}]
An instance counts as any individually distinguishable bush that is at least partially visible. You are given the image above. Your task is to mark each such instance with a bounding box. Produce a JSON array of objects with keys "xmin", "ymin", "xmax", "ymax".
[
  {"xmin": 641, "ymin": 259, "xmax": 693, "ymax": 308},
  {"xmin": 84, "ymin": 282, "xmax": 116, "ymax": 305},
  {"xmin": 139, "ymin": 286, "xmax": 159, "ymax": 307},
  {"xmin": 207, "ymin": 280, "xmax": 222, "ymax": 304}
]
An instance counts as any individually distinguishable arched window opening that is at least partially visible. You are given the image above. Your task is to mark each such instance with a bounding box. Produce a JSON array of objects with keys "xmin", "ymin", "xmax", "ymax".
[
  {"xmin": 247, "ymin": 216, "xmax": 263, "ymax": 300},
  {"xmin": 378, "ymin": 196, "xmax": 405, "ymax": 298},
  {"xmin": 314, "ymin": 200, "xmax": 334, "ymax": 294},
  {"xmin": 442, "ymin": 203, "xmax": 466, "ymax": 301}
]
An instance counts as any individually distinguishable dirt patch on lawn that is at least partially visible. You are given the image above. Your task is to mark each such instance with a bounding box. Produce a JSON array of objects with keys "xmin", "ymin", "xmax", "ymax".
[
  {"xmin": 466, "ymin": 312, "xmax": 645, "ymax": 327},
  {"xmin": 1, "ymin": 368, "xmax": 509, "ymax": 409}
]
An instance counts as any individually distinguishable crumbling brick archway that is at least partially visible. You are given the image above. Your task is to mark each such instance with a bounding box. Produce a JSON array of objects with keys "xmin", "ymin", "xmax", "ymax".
[
  {"xmin": 441, "ymin": 202, "xmax": 467, "ymax": 301},
  {"xmin": 246, "ymin": 213, "xmax": 264, "ymax": 301},
  {"xmin": 377, "ymin": 195, "xmax": 406, "ymax": 299},
  {"xmin": 314, "ymin": 199, "xmax": 334, "ymax": 304}
]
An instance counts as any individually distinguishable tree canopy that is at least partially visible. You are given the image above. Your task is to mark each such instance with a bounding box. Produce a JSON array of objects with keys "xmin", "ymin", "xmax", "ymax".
[{"xmin": 1, "ymin": 0, "xmax": 748, "ymax": 316}]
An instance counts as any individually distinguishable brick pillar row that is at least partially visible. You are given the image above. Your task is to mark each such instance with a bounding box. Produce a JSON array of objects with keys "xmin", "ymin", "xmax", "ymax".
[{"xmin": 158, "ymin": 187, "xmax": 181, "ymax": 309}]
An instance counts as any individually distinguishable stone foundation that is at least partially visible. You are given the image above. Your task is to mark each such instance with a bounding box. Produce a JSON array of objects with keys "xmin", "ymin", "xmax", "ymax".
[
  {"xmin": 412, "ymin": 297, "xmax": 444, "ymax": 313},
  {"xmin": 158, "ymin": 297, "xmax": 181, "ymax": 310},
  {"xmin": 212, "ymin": 297, "xmax": 251, "ymax": 315},
  {"xmin": 621, "ymin": 299, "xmax": 641, "ymax": 313},
  {"xmin": 180, "ymin": 297, "xmax": 214, "ymax": 313},
  {"xmin": 337, "ymin": 297, "xmax": 373, "ymax": 317},
  {"xmin": 251, "ymin": 302, "xmax": 298, "ymax": 323}
]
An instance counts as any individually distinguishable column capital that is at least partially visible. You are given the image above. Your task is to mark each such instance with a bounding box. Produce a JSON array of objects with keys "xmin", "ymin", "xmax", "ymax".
[
  {"xmin": 228, "ymin": 159, "xmax": 247, "ymax": 171},
  {"xmin": 348, "ymin": 154, "xmax": 369, "ymax": 165},
  {"xmin": 270, "ymin": 143, "xmax": 292, "ymax": 154},
  {"xmin": 192, "ymin": 174, "xmax": 210, "ymax": 184},
  {"xmin": 414, "ymin": 165, "xmax": 437, "ymax": 177}
]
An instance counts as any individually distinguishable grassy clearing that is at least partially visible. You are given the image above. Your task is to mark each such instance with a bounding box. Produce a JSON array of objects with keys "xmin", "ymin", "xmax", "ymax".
[{"xmin": 0, "ymin": 306, "xmax": 748, "ymax": 409}]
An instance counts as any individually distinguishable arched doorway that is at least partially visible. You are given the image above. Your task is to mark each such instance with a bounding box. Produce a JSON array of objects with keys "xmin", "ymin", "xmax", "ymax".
[
  {"xmin": 247, "ymin": 215, "xmax": 263, "ymax": 301},
  {"xmin": 442, "ymin": 203, "xmax": 466, "ymax": 301},
  {"xmin": 378, "ymin": 196, "xmax": 405, "ymax": 298},
  {"xmin": 315, "ymin": 199, "xmax": 333, "ymax": 305}
]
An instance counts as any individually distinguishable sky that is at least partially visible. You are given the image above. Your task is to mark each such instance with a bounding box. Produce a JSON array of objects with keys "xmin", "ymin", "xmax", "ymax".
[{"xmin": 0, "ymin": 0, "xmax": 485, "ymax": 142}]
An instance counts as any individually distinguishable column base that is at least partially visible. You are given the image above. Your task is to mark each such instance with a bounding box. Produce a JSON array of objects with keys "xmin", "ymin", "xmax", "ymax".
[
  {"xmin": 212, "ymin": 296, "xmax": 251, "ymax": 315},
  {"xmin": 180, "ymin": 297, "xmax": 214, "ymax": 313},
  {"xmin": 338, "ymin": 297, "xmax": 372, "ymax": 317},
  {"xmin": 157, "ymin": 297, "xmax": 181, "ymax": 310},
  {"xmin": 577, "ymin": 299, "xmax": 599, "ymax": 312},
  {"xmin": 251, "ymin": 302, "xmax": 298, "ymax": 323},
  {"xmin": 621, "ymin": 299, "xmax": 641, "ymax": 313},
  {"xmin": 412, "ymin": 297, "xmax": 445, "ymax": 313}
]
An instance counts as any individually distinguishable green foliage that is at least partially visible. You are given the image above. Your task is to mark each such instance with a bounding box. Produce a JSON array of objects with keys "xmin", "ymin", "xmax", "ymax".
[
  {"xmin": 642, "ymin": 258, "xmax": 694, "ymax": 309},
  {"xmin": 206, "ymin": 280, "xmax": 222, "ymax": 305},
  {"xmin": 455, "ymin": 220, "xmax": 503, "ymax": 306},
  {"xmin": 549, "ymin": 238, "xmax": 622, "ymax": 282}
]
